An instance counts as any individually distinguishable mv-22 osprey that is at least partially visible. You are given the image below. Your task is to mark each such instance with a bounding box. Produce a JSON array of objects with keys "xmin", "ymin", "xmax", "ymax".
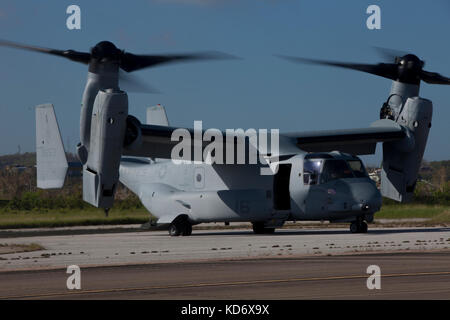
[{"xmin": 1, "ymin": 40, "xmax": 448, "ymax": 236}]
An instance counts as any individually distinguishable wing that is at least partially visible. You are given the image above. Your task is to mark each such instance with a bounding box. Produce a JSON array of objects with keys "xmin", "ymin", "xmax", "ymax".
[
  {"xmin": 280, "ymin": 119, "xmax": 406, "ymax": 155},
  {"xmin": 123, "ymin": 125, "xmax": 256, "ymax": 161},
  {"xmin": 123, "ymin": 119, "xmax": 407, "ymax": 159},
  {"xmin": 124, "ymin": 124, "xmax": 180, "ymax": 158}
]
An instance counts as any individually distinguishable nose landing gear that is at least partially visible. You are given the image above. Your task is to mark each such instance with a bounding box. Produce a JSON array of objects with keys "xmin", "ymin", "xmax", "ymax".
[{"xmin": 350, "ymin": 218, "xmax": 368, "ymax": 233}]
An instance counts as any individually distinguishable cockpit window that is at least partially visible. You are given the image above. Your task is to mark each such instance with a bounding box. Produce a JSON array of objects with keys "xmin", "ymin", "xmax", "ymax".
[
  {"xmin": 303, "ymin": 159, "xmax": 322, "ymax": 185},
  {"xmin": 347, "ymin": 160, "xmax": 368, "ymax": 178},
  {"xmin": 303, "ymin": 157, "xmax": 368, "ymax": 185},
  {"xmin": 320, "ymin": 160, "xmax": 353, "ymax": 184}
]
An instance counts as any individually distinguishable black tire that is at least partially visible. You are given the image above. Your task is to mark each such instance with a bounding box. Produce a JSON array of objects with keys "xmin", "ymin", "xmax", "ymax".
[
  {"xmin": 252, "ymin": 222, "xmax": 265, "ymax": 234},
  {"xmin": 350, "ymin": 221, "xmax": 368, "ymax": 233},
  {"xmin": 252, "ymin": 222, "xmax": 275, "ymax": 234},
  {"xmin": 169, "ymin": 215, "xmax": 193, "ymax": 237},
  {"xmin": 350, "ymin": 222, "xmax": 359, "ymax": 233},
  {"xmin": 169, "ymin": 223, "xmax": 181, "ymax": 236},
  {"xmin": 182, "ymin": 223, "xmax": 192, "ymax": 236},
  {"xmin": 361, "ymin": 221, "xmax": 368, "ymax": 233}
]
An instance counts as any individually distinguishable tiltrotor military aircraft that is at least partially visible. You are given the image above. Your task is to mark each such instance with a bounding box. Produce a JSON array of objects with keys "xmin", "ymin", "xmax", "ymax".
[{"xmin": 1, "ymin": 40, "xmax": 449, "ymax": 236}]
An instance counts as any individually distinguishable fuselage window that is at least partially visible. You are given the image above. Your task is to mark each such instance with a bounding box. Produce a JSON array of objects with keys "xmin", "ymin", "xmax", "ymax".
[
  {"xmin": 304, "ymin": 157, "xmax": 369, "ymax": 185},
  {"xmin": 303, "ymin": 159, "xmax": 322, "ymax": 185},
  {"xmin": 320, "ymin": 160, "xmax": 353, "ymax": 184},
  {"xmin": 347, "ymin": 160, "xmax": 368, "ymax": 178}
]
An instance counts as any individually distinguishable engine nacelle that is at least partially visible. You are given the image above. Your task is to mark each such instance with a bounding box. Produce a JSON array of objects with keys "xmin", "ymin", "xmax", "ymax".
[
  {"xmin": 83, "ymin": 89, "xmax": 128, "ymax": 208},
  {"xmin": 123, "ymin": 115, "xmax": 142, "ymax": 151},
  {"xmin": 381, "ymin": 97, "xmax": 432, "ymax": 202}
]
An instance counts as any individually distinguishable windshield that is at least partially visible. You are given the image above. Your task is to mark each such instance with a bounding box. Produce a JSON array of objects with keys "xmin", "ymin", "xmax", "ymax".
[
  {"xmin": 303, "ymin": 159, "xmax": 322, "ymax": 185},
  {"xmin": 303, "ymin": 158, "xmax": 368, "ymax": 185},
  {"xmin": 320, "ymin": 160, "xmax": 353, "ymax": 184},
  {"xmin": 347, "ymin": 160, "xmax": 368, "ymax": 178}
]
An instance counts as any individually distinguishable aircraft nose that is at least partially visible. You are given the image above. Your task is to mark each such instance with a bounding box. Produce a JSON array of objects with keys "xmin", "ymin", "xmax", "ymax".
[{"xmin": 335, "ymin": 180, "xmax": 382, "ymax": 212}]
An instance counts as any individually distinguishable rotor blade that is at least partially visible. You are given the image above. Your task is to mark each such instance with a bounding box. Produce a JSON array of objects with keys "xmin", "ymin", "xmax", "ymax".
[
  {"xmin": 119, "ymin": 70, "xmax": 160, "ymax": 94},
  {"xmin": 372, "ymin": 46, "xmax": 408, "ymax": 63},
  {"xmin": 420, "ymin": 70, "xmax": 450, "ymax": 85},
  {"xmin": 275, "ymin": 54, "xmax": 399, "ymax": 81},
  {"xmin": 0, "ymin": 39, "xmax": 91, "ymax": 64},
  {"xmin": 120, "ymin": 51, "xmax": 237, "ymax": 72}
]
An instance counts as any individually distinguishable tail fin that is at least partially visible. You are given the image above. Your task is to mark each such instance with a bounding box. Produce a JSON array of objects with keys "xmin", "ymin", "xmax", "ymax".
[
  {"xmin": 35, "ymin": 104, "xmax": 68, "ymax": 189},
  {"xmin": 147, "ymin": 104, "xmax": 169, "ymax": 126}
]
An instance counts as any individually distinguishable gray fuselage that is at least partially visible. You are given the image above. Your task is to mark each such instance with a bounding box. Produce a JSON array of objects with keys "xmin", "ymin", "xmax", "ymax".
[{"xmin": 119, "ymin": 152, "xmax": 381, "ymax": 226}]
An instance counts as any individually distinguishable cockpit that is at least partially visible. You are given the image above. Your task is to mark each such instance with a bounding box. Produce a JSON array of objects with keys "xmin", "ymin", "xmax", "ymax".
[{"xmin": 303, "ymin": 153, "xmax": 369, "ymax": 185}]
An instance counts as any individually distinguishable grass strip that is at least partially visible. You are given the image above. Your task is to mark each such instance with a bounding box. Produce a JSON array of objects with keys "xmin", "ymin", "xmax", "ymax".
[{"xmin": 0, "ymin": 205, "xmax": 449, "ymax": 229}]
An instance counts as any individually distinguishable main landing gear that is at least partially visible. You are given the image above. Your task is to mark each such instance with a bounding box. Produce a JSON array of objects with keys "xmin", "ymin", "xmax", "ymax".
[
  {"xmin": 350, "ymin": 218, "xmax": 368, "ymax": 234},
  {"xmin": 168, "ymin": 216, "xmax": 192, "ymax": 236},
  {"xmin": 252, "ymin": 222, "xmax": 275, "ymax": 234}
]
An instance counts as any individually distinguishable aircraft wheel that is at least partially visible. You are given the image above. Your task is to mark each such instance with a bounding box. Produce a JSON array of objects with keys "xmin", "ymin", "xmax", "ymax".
[
  {"xmin": 350, "ymin": 222, "xmax": 359, "ymax": 233},
  {"xmin": 169, "ymin": 216, "xmax": 192, "ymax": 237},
  {"xmin": 169, "ymin": 223, "xmax": 181, "ymax": 236},
  {"xmin": 252, "ymin": 222, "xmax": 275, "ymax": 234},
  {"xmin": 350, "ymin": 221, "xmax": 368, "ymax": 233},
  {"xmin": 252, "ymin": 222, "xmax": 265, "ymax": 234},
  {"xmin": 360, "ymin": 221, "xmax": 368, "ymax": 233},
  {"xmin": 182, "ymin": 223, "xmax": 192, "ymax": 236}
]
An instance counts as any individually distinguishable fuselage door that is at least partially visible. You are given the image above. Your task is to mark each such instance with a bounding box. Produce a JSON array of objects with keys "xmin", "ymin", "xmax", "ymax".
[{"xmin": 273, "ymin": 163, "xmax": 292, "ymax": 210}]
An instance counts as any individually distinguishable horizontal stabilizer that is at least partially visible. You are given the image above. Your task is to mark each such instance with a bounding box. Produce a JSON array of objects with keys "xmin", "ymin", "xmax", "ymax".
[{"xmin": 35, "ymin": 104, "xmax": 68, "ymax": 189}]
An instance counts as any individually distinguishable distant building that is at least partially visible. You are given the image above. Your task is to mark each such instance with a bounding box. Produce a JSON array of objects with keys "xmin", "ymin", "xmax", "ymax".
[
  {"xmin": 368, "ymin": 168, "xmax": 381, "ymax": 187},
  {"xmin": 3, "ymin": 165, "xmax": 29, "ymax": 173}
]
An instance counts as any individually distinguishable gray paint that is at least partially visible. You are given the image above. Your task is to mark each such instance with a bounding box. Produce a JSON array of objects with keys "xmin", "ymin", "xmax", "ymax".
[
  {"xmin": 147, "ymin": 105, "xmax": 169, "ymax": 126},
  {"xmin": 381, "ymin": 97, "xmax": 432, "ymax": 202},
  {"xmin": 35, "ymin": 104, "xmax": 68, "ymax": 189},
  {"xmin": 83, "ymin": 89, "xmax": 128, "ymax": 208},
  {"xmin": 80, "ymin": 71, "xmax": 119, "ymax": 152},
  {"xmin": 35, "ymin": 74, "xmax": 434, "ymax": 233},
  {"xmin": 118, "ymin": 150, "xmax": 380, "ymax": 226}
]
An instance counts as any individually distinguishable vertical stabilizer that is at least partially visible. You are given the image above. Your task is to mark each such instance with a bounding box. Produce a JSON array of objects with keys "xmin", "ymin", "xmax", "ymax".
[
  {"xmin": 147, "ymin": 105, "xmax": 169, "ymax": 126},
  {"xmin": 35, "ymin": 104, "xmax": 68, "ymax": 189}
]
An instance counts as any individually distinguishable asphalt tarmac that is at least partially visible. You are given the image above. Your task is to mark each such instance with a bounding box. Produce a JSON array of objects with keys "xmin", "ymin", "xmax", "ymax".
[
  {"xmin": 1, "ymin": 252, "xmax": 449, "ymax": 299},
  {"xmin": 1, "ymin": 226, "xmax": 450, "ymax": 271},
  {"xmin": 1, "ymin": 226, "xmax": 450, "ymax": 299}
]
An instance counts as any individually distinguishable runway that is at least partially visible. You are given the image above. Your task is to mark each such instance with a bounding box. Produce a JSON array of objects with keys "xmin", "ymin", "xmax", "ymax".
[
  {"xmin": 1, "ymin": 226, "xmax": 450, "ymax": 271},
  {"xmin": 1, "ymin": 252, "xmax": 450, "ymax": 299},
  {"xmin": 1, "ymin": 226, "xmax": 450, "ymax": 299}
]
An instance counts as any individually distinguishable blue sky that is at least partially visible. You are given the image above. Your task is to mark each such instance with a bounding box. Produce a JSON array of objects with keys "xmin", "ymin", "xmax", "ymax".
[{"xmin": 0, "ymin": 0, "xmax": 449, "ymax": 164}]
